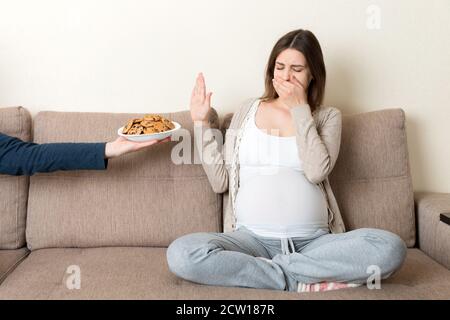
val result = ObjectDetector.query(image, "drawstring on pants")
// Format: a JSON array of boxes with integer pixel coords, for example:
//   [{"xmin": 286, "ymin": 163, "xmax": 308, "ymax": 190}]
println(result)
[{"xmin": 281, "ymin": 237, "xmax": 296, "ymax": 255}]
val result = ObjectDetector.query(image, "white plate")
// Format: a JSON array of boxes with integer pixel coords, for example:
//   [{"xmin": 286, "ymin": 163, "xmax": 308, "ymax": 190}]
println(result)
[{"xmin": 118, "ymin": 121, "xmax": 181, "ymax": 142}]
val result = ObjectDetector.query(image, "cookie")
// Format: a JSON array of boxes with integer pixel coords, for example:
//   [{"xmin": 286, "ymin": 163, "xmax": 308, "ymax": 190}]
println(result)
[
  {"xmin": 140, "ymin": 120, "xmax": 154, "ymax": 128},
  {"xmin": 122, "ymin": 114, "xmax": 174, "ymax": 135},
  {"xmin": 144, "ymin": 127, "xmax": 156, "ymax": 134},
  {"xmin": 122, "ymin": 119, "xmax": 135, "ymax": 134}
]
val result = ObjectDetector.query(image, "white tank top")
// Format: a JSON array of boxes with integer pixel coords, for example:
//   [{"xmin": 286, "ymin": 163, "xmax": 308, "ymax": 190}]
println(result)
[{"xmin": 235, "ymin": 105, "xmax": 329, "ymax": 238}]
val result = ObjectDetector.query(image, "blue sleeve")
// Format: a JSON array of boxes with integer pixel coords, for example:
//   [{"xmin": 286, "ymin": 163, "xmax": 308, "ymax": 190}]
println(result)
[{"xmin": 0, "ymin": 133, "xmax": 108, "ymax": 176}]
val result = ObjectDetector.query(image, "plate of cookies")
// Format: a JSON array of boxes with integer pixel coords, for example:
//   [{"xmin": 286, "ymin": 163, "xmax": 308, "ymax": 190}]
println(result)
[{"xmin": 118, "ymin": 114, "xmax": 181, "ymax": 142}]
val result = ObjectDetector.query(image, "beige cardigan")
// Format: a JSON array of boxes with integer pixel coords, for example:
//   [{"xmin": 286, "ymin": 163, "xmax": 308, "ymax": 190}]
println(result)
[{"xmin": 194, "ymin": 98, "xmax": 346, "ymax": 234}]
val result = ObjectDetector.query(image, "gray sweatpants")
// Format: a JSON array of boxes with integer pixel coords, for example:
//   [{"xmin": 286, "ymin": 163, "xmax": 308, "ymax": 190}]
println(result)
[{"xmin": 166, "ymin": 226, "xmax": 407, "ymax": 292}]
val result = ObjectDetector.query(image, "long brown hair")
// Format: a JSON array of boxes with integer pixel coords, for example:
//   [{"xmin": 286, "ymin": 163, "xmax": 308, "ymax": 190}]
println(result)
[{"xmin": 260, "ymin": 29, "xmax": 326, "ymax": 113}]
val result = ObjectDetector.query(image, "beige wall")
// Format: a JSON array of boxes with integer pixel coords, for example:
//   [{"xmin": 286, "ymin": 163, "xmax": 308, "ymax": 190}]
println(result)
[{"xmin": 0, "ymin": 0, "xmax": 449, "ymax": 193}]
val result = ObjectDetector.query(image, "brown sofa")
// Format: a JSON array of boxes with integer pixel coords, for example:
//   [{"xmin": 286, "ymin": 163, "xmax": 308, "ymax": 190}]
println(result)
[{"xmin": 0, "ymin": 105, "xmax": 449, "ymax": 299}]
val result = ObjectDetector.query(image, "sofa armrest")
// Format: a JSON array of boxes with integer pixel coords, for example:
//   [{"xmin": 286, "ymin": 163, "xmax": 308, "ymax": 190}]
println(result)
[{"xmin": 414, "ymin": 192, "xmax": 450, "ymax": 269}]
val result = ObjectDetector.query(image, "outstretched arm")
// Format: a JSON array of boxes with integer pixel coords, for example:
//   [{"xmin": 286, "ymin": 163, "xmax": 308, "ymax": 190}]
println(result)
[{"xmin": 0, "ymin": 133, "xmax": 169, "ymax": 176}]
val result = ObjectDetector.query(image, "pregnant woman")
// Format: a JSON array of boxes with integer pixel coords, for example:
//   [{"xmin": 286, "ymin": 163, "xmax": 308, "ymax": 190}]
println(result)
[{"xmin": 167, "ymin": 29, "xmax": 407, "ymax": 292}]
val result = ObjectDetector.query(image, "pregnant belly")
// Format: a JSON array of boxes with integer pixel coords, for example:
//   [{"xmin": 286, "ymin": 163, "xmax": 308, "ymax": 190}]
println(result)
[{"xmin": 235, "ymin": 167, "xmax": 329, "ymax": 228}]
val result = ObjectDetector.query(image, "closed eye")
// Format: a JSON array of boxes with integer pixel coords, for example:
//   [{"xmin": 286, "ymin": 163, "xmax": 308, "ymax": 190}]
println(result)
[{"xmin": 275, "ymin": 67, "xmax": 304, "ymax": 72}]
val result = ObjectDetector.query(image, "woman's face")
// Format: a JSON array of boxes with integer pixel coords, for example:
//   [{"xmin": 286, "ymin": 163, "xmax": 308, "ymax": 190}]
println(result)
[{"xmin": 273, "ymin": 48, "xmax": 312, "ymax": 91}]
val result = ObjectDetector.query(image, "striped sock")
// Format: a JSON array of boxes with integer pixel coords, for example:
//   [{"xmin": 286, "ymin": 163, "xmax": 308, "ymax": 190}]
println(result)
[{"xmin": 297, "ymin": 281, "xmax": 362, "ymax": 293}]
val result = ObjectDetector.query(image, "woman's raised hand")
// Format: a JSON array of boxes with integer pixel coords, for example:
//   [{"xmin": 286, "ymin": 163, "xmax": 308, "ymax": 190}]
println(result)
[{"xmin": 190, "ymin": 73, "xmax": 212, "ymax": 123}]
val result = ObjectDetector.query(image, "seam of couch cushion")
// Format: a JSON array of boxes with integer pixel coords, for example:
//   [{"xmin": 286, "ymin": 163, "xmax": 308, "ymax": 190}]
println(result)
[
  {"xmin": 333, "ymin": 174, "xmax": 410, "ymax": 183},
  {"xmin": 16, "ymin": 107, "xmax": 21, "ymax": 248},
  {"xmin": 15, "ymin": 108, "xmax": 21, "ymax": 249},
  {"xmin": 29, "ymin": 175, "xmax": 210, "ymax": 180},
  {"xmin": 15, "ymin": 177, "xmax": 19, "ymax": 249},
  {"xmin": 16, "ymin": 107, "xmax": 29, "ymax": 249},
  {"xmin": 0, "ymin": 249, "xmax": 30, "ymax": 285},
  {"xmin": 215, "ymin": 193, "xmax": 222, "ymax": 232}
]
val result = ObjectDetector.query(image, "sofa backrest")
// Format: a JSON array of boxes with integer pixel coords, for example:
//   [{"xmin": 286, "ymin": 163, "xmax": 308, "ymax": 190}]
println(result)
[
  {"xmin": 0, "ymin": 107, "xmax": 32, "ymax": 249},
  {"xmin": 328, "ymin": 108, "xmax": 415, "ymax": 246},
  {"xmin": 222, "ymin": 107, "xmax": 416, "ymax": 247},
  {"xmin": 26, "ymin": 110, "xmax": 222, "ymax": 250}
]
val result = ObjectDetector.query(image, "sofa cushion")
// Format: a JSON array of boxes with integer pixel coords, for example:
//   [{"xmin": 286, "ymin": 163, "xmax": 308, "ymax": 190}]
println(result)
[
  {"xmin": 0, "ymin": 248, "xmax": 30, "ymax": 284},
  {"xmin": 0, "ymin": 107, "xmax": 32, "ymax": 249},
  {"xmin": 26, "ymin": 110, "xmax": 222, "ymax": 250},
  {"xmin": 0, "ymin": 248, "xmax": 448, "ymax": 299},
  {"xmin": 328, "ymin": 108, "xmax": 415, "ymax": 247}
]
